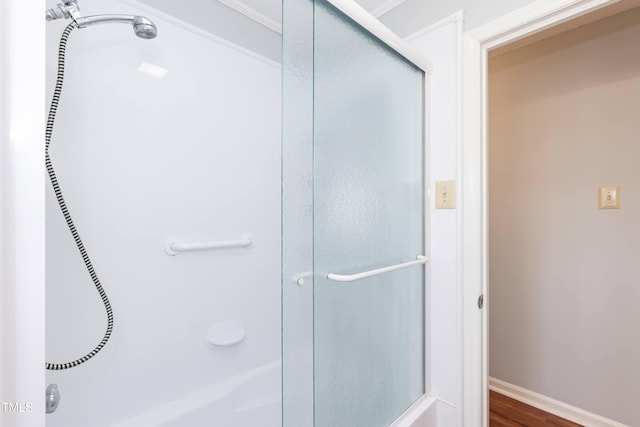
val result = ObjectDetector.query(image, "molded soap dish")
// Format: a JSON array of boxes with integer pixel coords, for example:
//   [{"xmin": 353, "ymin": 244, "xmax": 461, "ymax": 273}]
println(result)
[{"xmin": 207, "ymin": 320, "xmax": 245, "ymax": 347}]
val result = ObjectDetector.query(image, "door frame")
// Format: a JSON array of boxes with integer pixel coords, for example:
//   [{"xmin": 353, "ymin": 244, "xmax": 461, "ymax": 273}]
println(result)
[{"xmin": 460, "ymin": 0, "xmax": 620, "ymax": 425}]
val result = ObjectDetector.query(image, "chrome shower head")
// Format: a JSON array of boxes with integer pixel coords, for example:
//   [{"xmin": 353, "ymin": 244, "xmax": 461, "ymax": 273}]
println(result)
[
  {"xmin": 75, "ymin": 15, "xmax": 158, "ymax": 39},
  {"xmin": 132, "ymin": 16, "xmax": 157, "ymax": 39},
  {"xmin": 46, "ymin": 1, "xmax": 158, "ymax": 39}
]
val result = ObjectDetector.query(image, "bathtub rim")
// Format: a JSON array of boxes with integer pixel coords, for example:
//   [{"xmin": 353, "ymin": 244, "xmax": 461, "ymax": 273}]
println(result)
[
  {"xmin": 390, "ymin": 395, "xmax": 438, "ymax": 427},
  {"xmin": 110, "ymin": 359, "xmax": 281, "ymax": 427}
]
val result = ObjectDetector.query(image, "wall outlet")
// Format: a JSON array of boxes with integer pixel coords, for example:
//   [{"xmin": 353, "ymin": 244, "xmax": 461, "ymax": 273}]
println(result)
[
  {"xmin": 436, "ymin": 180, "xmax": 456, "ymax": 209},
  {"xmin": 598, "ymin": 186, "xmax": 620, "ymax": 209}
]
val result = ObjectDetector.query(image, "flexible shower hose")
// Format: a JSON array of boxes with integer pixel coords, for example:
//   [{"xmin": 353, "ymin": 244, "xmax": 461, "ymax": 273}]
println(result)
[{"xmin": 45, "ymin": 22, "xmax": 114, "ymax": 370}]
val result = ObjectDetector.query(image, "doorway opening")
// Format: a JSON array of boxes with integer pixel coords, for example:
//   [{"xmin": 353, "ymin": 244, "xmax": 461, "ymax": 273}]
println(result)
[{"xmin": 487, "ymin": 3, "xmax": 640, "ymax": 426}]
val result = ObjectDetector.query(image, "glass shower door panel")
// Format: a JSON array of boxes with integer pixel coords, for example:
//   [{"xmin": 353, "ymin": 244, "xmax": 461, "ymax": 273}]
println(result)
[
  {"xmin": 282, "ymin": 0, "xmax": 314, "ymax": 425},
  {"xmin": 313, "ymin": 2, "xmax": 425, "ymax": 426}
]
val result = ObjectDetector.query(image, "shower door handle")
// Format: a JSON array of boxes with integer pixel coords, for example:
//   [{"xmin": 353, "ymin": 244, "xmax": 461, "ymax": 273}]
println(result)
[{"xmin": 326, "ymin": 255, "xmax": 428, "ymax": 282}]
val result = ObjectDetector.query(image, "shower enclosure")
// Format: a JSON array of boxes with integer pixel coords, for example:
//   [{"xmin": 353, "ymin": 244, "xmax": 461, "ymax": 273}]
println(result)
[
  {"xmin": 283, "ymin": 0, "xmax": 430, "ymax": 426},
  {"xmin": 43, "ymin": 0, "xmax": 433, "ymax": 425}
]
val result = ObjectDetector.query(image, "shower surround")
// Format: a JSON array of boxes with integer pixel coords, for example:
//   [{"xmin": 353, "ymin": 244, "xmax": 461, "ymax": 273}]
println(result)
[{"xmin": 45, "ymin": 0, "xmax": 281, "ymax": 425}]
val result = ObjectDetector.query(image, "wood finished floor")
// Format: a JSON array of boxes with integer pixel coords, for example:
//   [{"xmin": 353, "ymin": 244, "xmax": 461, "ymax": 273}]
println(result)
[{"xmin": 490, "ymin": 391, "xmax": 584, "ymax": 427}]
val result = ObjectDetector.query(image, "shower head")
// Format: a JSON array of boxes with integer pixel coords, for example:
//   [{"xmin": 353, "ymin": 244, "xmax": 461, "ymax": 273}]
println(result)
[
  {"xmin": 75, "ymin": 15, "xmax": 158, "ymax": 39},
  {"xmin": 132, "ymin": 16, "xmax": 158, "ymax": 39},
  {"xmin": 46, "ymin": 2, "xmax": 158, "ymax": 39}
]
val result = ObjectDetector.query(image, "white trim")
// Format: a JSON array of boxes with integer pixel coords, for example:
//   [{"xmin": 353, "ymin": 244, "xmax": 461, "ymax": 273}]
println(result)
[
  {"xmin": 455, "ymin": 14, "xmax": 466, "ymax": 427},
  {"xmin": 423, "ymin": 63, "xmax": 432, "ymax": 411},
  {"xmin": 461, "ymin": 1, "xmax": 620, "ymax": 427},
  {"xmin": 462, "ymin": 31, "xmax": 484, "ymax": 427},
  {"xmin": 389, "ymin": 396, "xmax": 438, "ymax": 427},
  {"xmin": 327, "ymin": 0, "xmax": 433, "ymax": 73},
  {"xmin": 422, "ymin": 61, "xmax": 433, "ymax": 412},
  {"xmin": 489, "ymin": 378, "xmax": 630, "ymax": 427},
  {"xmin": 405, "ymin": 10, "xmax": 464, "ymax": 43},
  {"xmin": 467, "ymin": 0, "xmax": 621, "ymax": 49},
  {"xmin": 371, "ymin": 0, "xmax": 407, "ymax": 17},
  {"xmin": 217, "ymin": 0, "xmax": 282, "ymax": 34},
  {"xmin": 119, "ymin": 0, "xmax": 281, "ymax": 69}
]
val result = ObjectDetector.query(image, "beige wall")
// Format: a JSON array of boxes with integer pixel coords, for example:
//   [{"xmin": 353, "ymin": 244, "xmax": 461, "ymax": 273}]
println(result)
[{"xmin": 489, "ymin": 8, "xmax": 640, "ymax": 425}]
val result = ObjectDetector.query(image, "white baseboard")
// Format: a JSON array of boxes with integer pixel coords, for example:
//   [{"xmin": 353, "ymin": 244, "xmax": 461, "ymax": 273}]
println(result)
[{"xmin": 489, "ymin": 377, "xmax": 629, "ymax": 427}]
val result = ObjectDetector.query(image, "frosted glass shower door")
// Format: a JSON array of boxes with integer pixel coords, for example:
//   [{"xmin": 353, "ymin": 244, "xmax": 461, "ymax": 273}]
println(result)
[{"xmin": 283, "ymin": 1, "xmax": 426, "ymax": 426}]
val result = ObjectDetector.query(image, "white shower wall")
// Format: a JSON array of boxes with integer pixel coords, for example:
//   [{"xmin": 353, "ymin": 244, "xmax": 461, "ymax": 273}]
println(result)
[{"xmin": 45, "ymin": 1, "xmax": 281, "ymax": 426}]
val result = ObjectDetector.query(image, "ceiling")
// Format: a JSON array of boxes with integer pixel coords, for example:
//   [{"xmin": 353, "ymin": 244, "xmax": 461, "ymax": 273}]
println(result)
[
  {"xmin": 133, "ymin": 0, "xmax": 407, "ymax": 62},
  {"xmin": 217, "ymin": 0, "xmax": 405, "ymax": 31}
]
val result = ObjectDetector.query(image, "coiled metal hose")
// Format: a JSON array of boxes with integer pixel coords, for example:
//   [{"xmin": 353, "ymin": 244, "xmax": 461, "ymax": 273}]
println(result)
[{"xmin": 45, "ymin": 22, "xmax": 114, "ymax": 370}]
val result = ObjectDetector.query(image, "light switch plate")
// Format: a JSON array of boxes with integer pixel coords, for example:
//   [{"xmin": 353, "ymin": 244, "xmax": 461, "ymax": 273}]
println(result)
[
  {"xmin": 436, "ymin": 180, "xmax": 456, "ymax": 209},
  {"xmin": 598, "ymin": 186, "xmax": 620, "ymax": 209}
]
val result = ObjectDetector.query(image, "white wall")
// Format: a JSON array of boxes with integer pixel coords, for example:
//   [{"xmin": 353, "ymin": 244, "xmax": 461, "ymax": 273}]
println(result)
[
  {"xmin": 128, "ymin": 0, "xmax": 282, "ymax": 62},
  {"xmin": 1, "ymin": 1, "xmax": 46, "ymax": 426},
  {"xmin": 44, "ymin": 1, "xmax": 280, "ymax": 426},
  {"xmin": 407, "ymin": 14, "xmax": 463, "ymax": 427},
  {"xmin": 489, "ymin": 8, "xmax": 640, "ymax": 425},
  {"xmin": 381, "ymin": 0, "xmax": 537, "ymax": 36}
]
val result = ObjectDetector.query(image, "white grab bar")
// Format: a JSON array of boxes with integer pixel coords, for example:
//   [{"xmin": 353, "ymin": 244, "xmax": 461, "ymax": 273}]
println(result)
[
  {"xmin": 326, "ymin": 255, "xmax": 428, "ymax": 282},
  {"xmin": 165, "ymin": 234, "xmax": 254, "ymax": 256}
]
